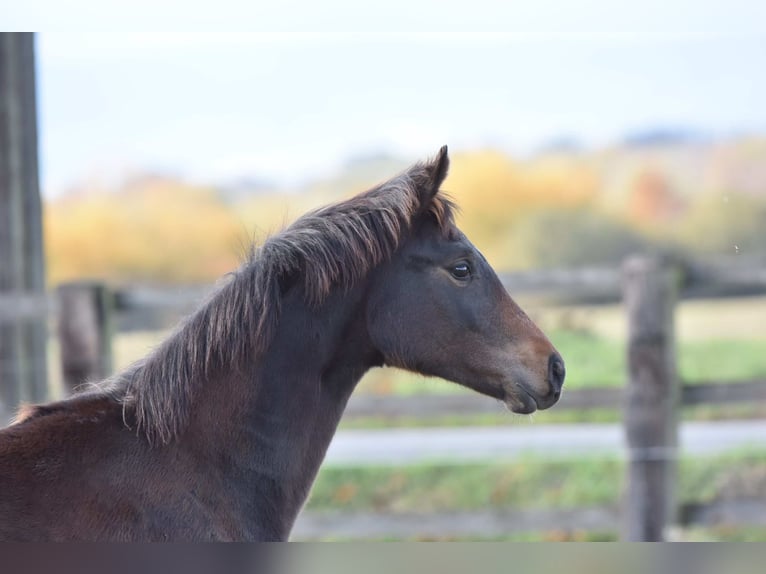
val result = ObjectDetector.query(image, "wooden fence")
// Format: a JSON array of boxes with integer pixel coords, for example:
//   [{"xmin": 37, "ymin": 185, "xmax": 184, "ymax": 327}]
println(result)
[
  {"xmin": 0, "ymin": 255, "xmax": 759, "ymax": 538},
  {"xmin": 292, "ymin": 498, "xmax": 766, "ymax": 541},
  {"xmin": 0, "ymin": 33, "xmax": 47, "ymax": 422},
  {"xmin": 340, "ymin": 379, "xmax": 766, "ymax": 419},
  {"xmin": 44, "ymin": 255, "xmax": 766, "ymax": 540}
]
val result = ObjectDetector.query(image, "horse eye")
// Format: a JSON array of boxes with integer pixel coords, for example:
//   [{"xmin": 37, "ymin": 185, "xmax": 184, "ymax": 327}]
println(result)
[{"xmin": 450, "ymin": 262, "xmax": 471, "ymax": 280}]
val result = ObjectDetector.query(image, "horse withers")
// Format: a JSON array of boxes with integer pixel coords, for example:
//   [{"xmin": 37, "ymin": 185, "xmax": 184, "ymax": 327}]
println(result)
[{"xmin": 0, "ymin": 146, "xmax": 565, "ymax": 541}]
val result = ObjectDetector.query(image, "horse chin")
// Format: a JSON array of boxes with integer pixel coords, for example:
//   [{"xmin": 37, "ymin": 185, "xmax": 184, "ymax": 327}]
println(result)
[{"xmin": 502, "ymin": 387, "xmax": 539, "ymax": 415}]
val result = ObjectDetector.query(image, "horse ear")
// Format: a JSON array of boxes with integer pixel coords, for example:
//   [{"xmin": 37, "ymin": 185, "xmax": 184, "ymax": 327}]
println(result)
[{"xmin": 424, "ymin": 145, "xmax": 449, "ymax": 199}]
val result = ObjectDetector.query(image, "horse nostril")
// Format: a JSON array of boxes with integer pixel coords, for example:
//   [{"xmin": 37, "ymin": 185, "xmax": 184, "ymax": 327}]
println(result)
[{"xmin": 548, "ymin": 353, "xmax": 566, "ymax": 394}]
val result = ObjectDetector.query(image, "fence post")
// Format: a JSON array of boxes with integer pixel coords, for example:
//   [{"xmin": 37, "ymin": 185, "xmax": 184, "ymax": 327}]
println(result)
[
  {"xmin": 0, "ymin": 33, "xmax": 48, "ymax": 421},
  {"xmin": 621, "ymin": 255, "xmax": 681, "ymax": 541},
  {"xmin": 57, "ymin": 282, "xmax": 114, "ymax": 393}
]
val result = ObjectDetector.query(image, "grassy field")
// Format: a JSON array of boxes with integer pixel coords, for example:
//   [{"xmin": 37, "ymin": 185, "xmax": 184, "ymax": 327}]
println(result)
[
  {"xmin": 304, "ymin": 449, "xmax": 766, "ymax": 541},
  {"xmin": 309, "ymin": 450, "xmax": 766, "ymax": 513}
]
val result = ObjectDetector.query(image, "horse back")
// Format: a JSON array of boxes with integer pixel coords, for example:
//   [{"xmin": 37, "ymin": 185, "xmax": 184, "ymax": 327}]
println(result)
[{"xmin": 0, "ymin": 395, "xmax": 243, "ymax": 541}]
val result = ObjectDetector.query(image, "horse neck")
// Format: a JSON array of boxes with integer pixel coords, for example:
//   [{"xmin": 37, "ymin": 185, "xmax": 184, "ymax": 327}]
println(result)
[{"xmin": 185, "ymin": 281, "xmax": 380, "ymax": 539}]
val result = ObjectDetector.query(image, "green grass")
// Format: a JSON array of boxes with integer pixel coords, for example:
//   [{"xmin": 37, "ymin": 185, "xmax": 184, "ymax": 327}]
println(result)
[
  {"xmin": 304, "ymin": 450, "xmax": 766, "ymax": 540},
  {"xmin": 308, "ymin": 457, "xmax": 622, "ymax": 513},
  {"xmin": 547, "ymin": 330, "xmax": 625, "ymax": 388},
  {"xmin": 678, "ymin": 339, "xmax": 766, "ymax": 383},
  {"xmin": 307, "ymin": 450, "xmax": 766, "ymax": 514}
]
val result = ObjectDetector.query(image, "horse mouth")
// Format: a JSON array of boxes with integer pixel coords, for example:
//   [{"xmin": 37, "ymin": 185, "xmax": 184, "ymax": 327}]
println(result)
[
  {"xmin": 502, "ymin": 386, "xmax": 539, "ymax": 415},
  {"xmin": 467, "ymin": 376, "xmax": 546, "ymax": 415}
]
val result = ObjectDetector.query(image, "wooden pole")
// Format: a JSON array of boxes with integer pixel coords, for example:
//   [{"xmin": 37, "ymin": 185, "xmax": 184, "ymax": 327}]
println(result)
[
  {"xmin": 57, "ymin": 282, "xmax": 114, "ymax": 393},
  {"xmin": 621, "ymin": 255, "xmax": 680, "ymax": 541},
  {"xmin": 0, "ymin": 32, "xmax": 47, "ymax": 420}
]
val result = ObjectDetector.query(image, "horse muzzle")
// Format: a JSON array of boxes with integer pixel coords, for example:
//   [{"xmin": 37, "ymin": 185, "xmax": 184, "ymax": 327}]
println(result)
[{"xmin": 503, "ymin": 352, "xmax": 565, "ymax": 414}]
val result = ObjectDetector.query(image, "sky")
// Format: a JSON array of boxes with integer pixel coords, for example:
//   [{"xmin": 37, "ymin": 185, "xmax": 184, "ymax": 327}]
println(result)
[{"xmin": 4, "ymin": 1, "xmax": 765, "ymax": 195}]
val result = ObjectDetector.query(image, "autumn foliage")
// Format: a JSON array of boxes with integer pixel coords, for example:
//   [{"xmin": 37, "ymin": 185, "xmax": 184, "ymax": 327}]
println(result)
[
  {"xmin": 44, "ymin": 140, "xmax": 766, "ymax": 286},
  {"xmin": 46, "ymin": 181, "xmax": 241, "ymax": 284}
]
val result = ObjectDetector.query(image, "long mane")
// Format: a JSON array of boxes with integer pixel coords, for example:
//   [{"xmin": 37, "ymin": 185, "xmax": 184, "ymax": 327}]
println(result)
[{"xmin": 110, "ymin": 147, "xmax": 456, "ymax": 444}]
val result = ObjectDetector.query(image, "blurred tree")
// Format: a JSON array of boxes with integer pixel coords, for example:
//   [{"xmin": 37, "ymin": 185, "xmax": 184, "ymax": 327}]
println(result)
[
  {"xmin": 445, "ymin": 150, "xmax": 599, "ymax": 265},
  {"xmin": 45, "ymin": 146, "xmax": 766, "ymax": 285},
  {"xmin": 677, "ymin": 192, "xmax": 766, "ymax": 257},
  {"xmin": 626, "ymin": 169, "xmax": 686, "ymax": 227},
  {"xmin": 46, "ymin": 183, "xmax": 242, "ymax": 285},
  {"xmin": 507, "ymin": 208, "xmax": 649, "ymax": 268}
]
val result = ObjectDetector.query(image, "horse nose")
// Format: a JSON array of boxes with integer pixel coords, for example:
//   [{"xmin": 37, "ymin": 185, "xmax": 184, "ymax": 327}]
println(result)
[{"xmin": 548, "ymin": 353, "xmax": 566, "ymax": 399}]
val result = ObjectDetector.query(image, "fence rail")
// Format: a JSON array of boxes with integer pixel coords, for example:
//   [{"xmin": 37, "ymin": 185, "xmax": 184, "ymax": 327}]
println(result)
[
  {"xmin": 0, "ymin": 32, "xmax": 48, "ymax": 410},
  {"xmin": 496, "ymin": 256, "xmax": 766, "ymax": 301},
  {"xmin": 0, "ymin": 292, "xmax": 48, "ymax": 323},
  {"xmin": 293, "ymin": 498, "xmax": 766, "ymax": 540},
  {"xmin": 343, "ymin": 379, "xmax": 766, "ymax": 419}
]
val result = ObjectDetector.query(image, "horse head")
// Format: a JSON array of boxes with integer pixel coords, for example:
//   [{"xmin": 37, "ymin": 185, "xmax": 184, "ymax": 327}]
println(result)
[{"xmin": 366, "ymin": 146, "xmax": 565, "ymax": 413}]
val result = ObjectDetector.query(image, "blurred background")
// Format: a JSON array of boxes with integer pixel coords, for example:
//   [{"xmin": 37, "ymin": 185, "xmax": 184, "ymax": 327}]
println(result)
[{"xmin": 2, "ymin": 2, "xmax": 766, "ymax": 540}]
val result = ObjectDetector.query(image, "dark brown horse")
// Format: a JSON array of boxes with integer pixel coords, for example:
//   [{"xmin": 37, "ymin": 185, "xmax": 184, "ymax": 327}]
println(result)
[{"xmin": 0, "ymin": 147, "xmax": 565, "ymax": 541}]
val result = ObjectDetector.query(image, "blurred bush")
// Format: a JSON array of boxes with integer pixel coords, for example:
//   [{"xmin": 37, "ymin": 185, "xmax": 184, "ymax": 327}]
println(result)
[
  {"xmin": 505, "ymin": 207, "xmax": 650, "ymax": 268},
  {"xmin": 444, "ymin": 150, "xmax": 599, "ymax": 264},
  {"xmin": 676, "ymin": 192, "xmax": 766, "ymax": 257},
  {"xmin": 45, "ymin": 181, "xmax": 242, "ymax": 284},
  {"xmin": 44, "ymin": 139, "xmax": 766, "ymax": 285}
]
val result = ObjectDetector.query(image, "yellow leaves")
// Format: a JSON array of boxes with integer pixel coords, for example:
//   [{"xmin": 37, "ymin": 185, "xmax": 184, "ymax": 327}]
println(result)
[
  {"xmin": 676, "ymin": 191, "xmax": 766, "ymax": 255},
  {"xmin": 445, "ymin": 150, "xmax": 600, "ymax": 266},
  {"xmin": 45, "ymin": 183, "xmax": 242, "ymax": 285},
  {"xmin": 446, "ymin": 150, "xmax": 598, "ymax": 216},
  {"xmin": 48, "ymin": 147, "xmax": 733, "ymax": 284},
  {"xmin": 522, "ymin": 156, "xmax": 599, "ymax": 209},
  {"xmin": 43, "ymin": 149, "xmax": 607, "ymax": 285},
  {"xmin": 44, "ymin": 179, "xmax": 364, "ymax": 287}
]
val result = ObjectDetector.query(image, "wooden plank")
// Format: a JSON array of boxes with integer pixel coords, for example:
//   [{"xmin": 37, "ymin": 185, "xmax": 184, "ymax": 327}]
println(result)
[
  {"xmin": 80, "ymin": 257, "xmax": 766, "ymax": 329},
  {"xmin": 292, "ymin": 506, "xmax": 621, "ymax": 540},
  {"xmin": 500, "ymin": 257, "xmax": 766, "ymax": 301},
  {"xmin": 0, "ymin": 292, "xmax": 49, "ymax": 322},
  {"xmin": 681, "ymin": 498, "xmax": 766, "ymax": 528},
  {"xmin": 0, "ymin": 32, "xmax": 48, "ymax": 419},
  {"xmin": 345, "ymin": 393, "xmax": 503, "ymax": 418},
  {"xmin": 343, "ymin": 388, "xmax": 624, "ymax": 419},
  {"xmin": 16, "ymin": 33, "xmax": 47, "ymax": 404},
  {"xmin": 113, "ymin": 285, "xmax": 211, "ymax": 311},
  {"xmin": 621, "ymin": 256, "xmax": 680, "ymax": 541},
  {"xmin": 292, "ymin": 499, "xmax": 766, "ymax": 540},
  {"xmin": 683, "ymin": 257, "xmax": 766, "ymax": 297},
  {"xmin": 96, "ymin": 256, "xmax": 766, "ymax": 320},
  {"xmin": 0, "ymin": 33, "xmax": 26, "ymax": 419},
  {"xmin": 342, "ymin": 381, "xmax": 766, "ymax": 419},
  {"xmin": 499, "ymin": 267, "xmax": 621, "ymax": 300},
  {"xmin": 682, "ymin": 380, "xmax": 766, "ymax": 406},
  {"xmin": 57, "ymin": 282, "xmax": 114, "ymax": 392}
]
